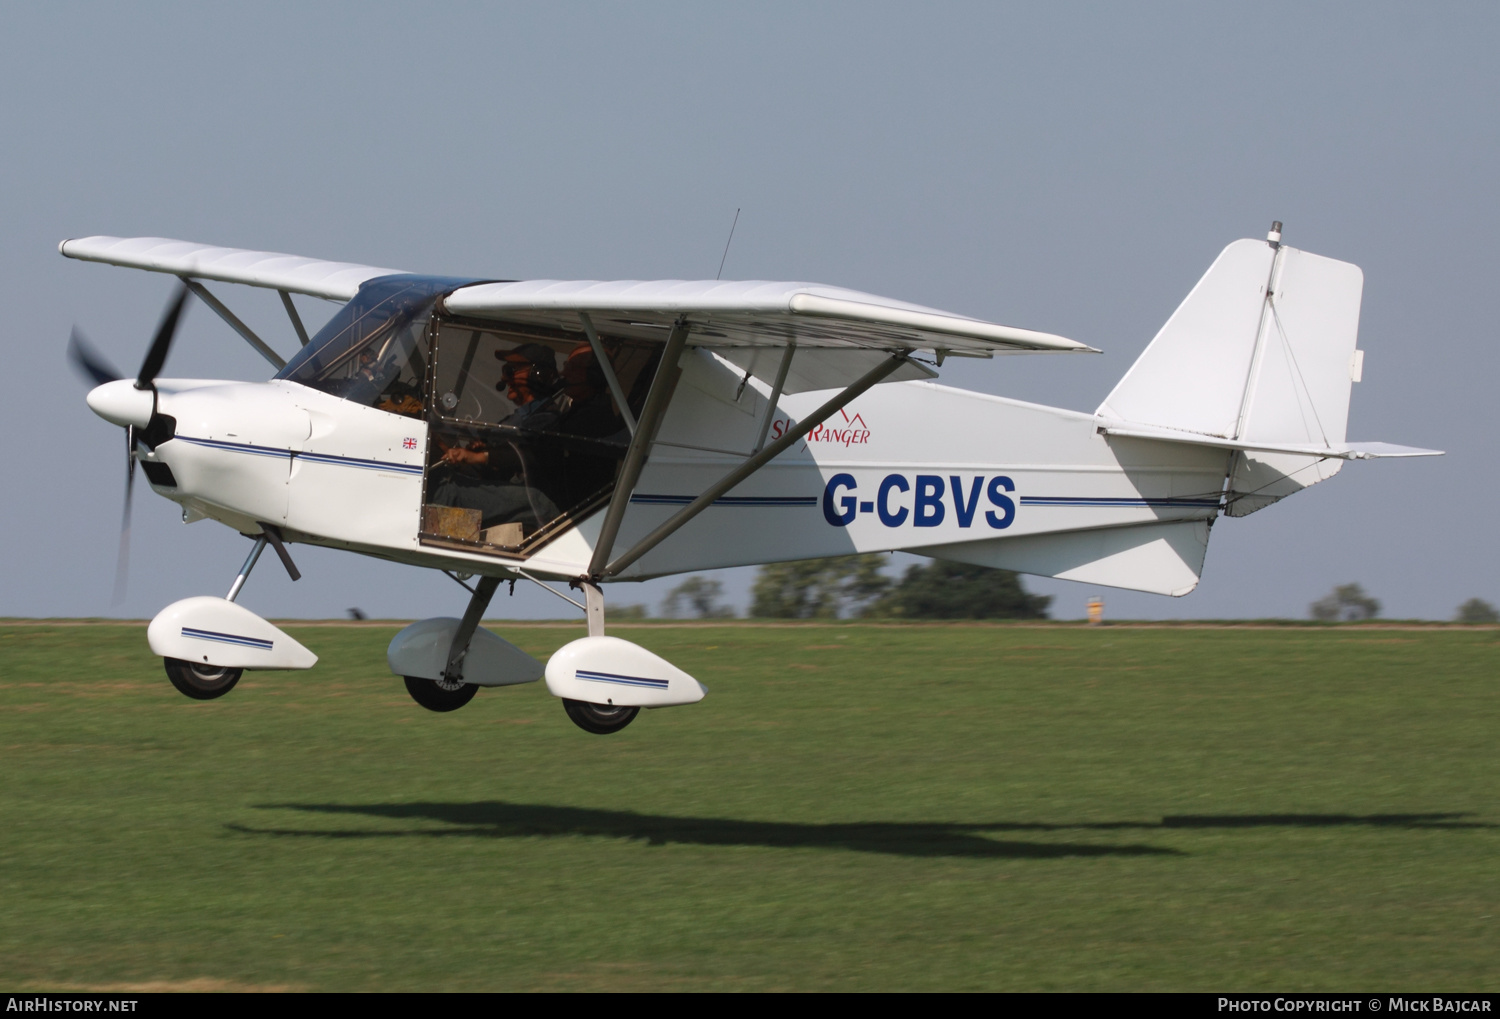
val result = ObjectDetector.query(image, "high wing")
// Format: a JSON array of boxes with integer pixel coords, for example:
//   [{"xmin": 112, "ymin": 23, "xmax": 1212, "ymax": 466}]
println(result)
[
  {"xmin": 60, "ymin": 235, "xmax": 1094, "ymax": 393},
  {"xmin": 59, "ymin": 236, "xmax": 404, "ymax": 302},
  {"xmin": 444, "ymin": 279, "xmax": 1094, "ymax": 394}
]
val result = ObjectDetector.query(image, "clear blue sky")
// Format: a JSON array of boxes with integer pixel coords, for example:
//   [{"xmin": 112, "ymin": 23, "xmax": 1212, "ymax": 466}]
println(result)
[{"xmin": 2, "ymin": 2, "xmax": 1492, "ymax": 620}]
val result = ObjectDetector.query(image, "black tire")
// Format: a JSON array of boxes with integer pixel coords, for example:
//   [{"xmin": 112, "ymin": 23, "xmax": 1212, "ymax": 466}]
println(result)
[
  {"xmin": 404, "ymin": 676, "xmax": 479, "ymax": 712},
  {"xmin": 163, "ymin": 657, "xmax": 243, "ymax": 700},
  {"xmin": 563, "ymin": 698, "xmax": 640, "ymax": 735}
]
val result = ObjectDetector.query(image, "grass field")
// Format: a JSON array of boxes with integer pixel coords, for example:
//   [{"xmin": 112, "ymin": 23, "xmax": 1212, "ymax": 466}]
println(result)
[{"xmin": 1, "ymin": 622, "xmax": 1496, "ymax": 991}]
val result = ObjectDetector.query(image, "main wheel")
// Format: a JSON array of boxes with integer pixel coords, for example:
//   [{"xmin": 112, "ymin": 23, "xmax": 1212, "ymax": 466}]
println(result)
[
  {"xmin": 163, "ymin": 657, "xmax": 243, "ymax": 700},
  {"xmin": 563, "ymin": 698, "xmax": 639, "ymax": 735},
  {"xmin": 404, "ymin": 675, "xmax": 479, "ymax": 712}
]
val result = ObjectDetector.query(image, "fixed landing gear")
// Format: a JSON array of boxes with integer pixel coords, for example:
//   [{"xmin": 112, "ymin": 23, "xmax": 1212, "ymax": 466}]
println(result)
[
  {"xmin": 563, "ymin": 698, "xmax": 639, "ymax": 735},
  {"xmin": 403, "ymin": 675, "xmax": 479, "ymax": 712},
  {"xmin": 558, "ymin": 582, "xmax": 637, "ymax": 733},
  {"xmin": 399, "ymin": 575, "xmax": 501, "ymax": 713},
  {"xmin": 159, "ymin": 526, "xmax": 307, "ymax": 701},
  {"xmin": 164, "ymin": 657, "xmax": 242, "ymax": 700}
]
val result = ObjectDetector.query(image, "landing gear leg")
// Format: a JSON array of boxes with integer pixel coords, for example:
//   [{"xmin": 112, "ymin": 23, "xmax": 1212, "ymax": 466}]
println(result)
[
  {"xmin": 584, "ymin": 581, "xmax": 604, "ymax": 637},
  {"xmin": 160, "ymin": 536, "xmax": 272, "ymax": 701},
  {"xmin": 560, "ymin": 581, "xmax": 639, "ymax": 734}
]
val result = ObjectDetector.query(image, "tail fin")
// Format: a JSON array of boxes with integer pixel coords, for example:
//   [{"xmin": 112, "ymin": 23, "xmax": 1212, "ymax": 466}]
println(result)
[{"xmin": 1096, "ymin": 235, "xmax": 1370, "ymax": 516}]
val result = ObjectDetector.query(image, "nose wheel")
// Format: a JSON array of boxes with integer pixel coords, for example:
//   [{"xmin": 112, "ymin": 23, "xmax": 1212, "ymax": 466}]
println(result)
[
  {"xmin": 164, "ymin": 657, "xmax": 243, "ymax": 700},
  {"xmin": 563, "ymin": 699, "xmax": 639, "ymax": 734}
]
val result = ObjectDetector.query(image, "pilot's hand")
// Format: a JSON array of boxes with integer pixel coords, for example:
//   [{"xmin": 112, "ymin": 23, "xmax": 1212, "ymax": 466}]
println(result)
[{"xmin": 441, "ymin": 447, "xmax": 488, "ymax": 466}]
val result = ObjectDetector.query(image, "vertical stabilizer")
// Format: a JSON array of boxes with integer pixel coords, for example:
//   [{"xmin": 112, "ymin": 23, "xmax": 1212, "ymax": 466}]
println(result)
[
  {"xmin": 1096, "ymin": 233, "xmax": 1365, "ymax": 516},
  {"xmin": 1097, "ymin": 238, "xmax": 1275, "ymax": 438}
]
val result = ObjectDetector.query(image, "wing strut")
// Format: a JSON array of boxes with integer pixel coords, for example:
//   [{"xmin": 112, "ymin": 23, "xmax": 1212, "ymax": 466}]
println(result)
[
  {"xmin": 586, "ymin": 318, "xmax": 693, "ymax": 579},
  {"xmin": 180, "ymin": 278, "xmax": 286, "ymax": 369},
  {"xmin": 596, "ymin": 351, "xmax": 912, "ymax": 580},
  {"xmin": 279, "ymin": 290, "xmax": 311, "ymax": 346},
  {"xmin": 751, "ymin": 341, "xmax": 796, "ymax": 454}
]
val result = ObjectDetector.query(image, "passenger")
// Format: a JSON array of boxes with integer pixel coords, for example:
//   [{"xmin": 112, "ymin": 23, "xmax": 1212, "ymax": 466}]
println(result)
[
  {"xmin": 555, "ymin": 343, "xmax": 629, "ymax": 439},
  {"xmin": 531, "ymin": 343, "xmax": 632, "ymax": 510}
]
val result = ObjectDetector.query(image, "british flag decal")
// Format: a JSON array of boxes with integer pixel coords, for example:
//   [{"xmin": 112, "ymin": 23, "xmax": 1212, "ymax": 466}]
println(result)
[{"xmin": 402, "ymin": 437, "xmax": 417, "ymax": 450}]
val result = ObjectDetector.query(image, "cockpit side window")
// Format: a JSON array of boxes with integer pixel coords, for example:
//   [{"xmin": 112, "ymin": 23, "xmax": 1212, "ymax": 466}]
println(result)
[{"xmin": 420, "ymin": 318, "xmax": 659, "ymax": 553}]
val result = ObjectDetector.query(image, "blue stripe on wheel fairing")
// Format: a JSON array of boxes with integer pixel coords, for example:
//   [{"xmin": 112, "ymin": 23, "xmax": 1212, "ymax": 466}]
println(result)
[
  {"xmin": 575, "ymin": 669, "xmax": 670, "ymax": 690},
  {"xmin": 181, "ymin": 627, "xmax": 274, "ymax": 651}
]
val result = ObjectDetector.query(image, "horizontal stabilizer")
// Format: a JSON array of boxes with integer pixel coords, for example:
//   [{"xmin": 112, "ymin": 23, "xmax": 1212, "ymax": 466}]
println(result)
[
  {"xmin": 1099, "ymin": 423, "xmax": 1443, "ymax": 460},
  {"xmin": 1342, "ymin": 441, "xmax": 1445, "ymax": 459}
]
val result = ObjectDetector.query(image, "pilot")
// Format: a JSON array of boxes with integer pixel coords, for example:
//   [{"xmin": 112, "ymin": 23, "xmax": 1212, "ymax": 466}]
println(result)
[
  {"xmin": 497, "ymin": 343, "xmax": 564, "ymax": 426},
  {"xmin": 429, "ymin": 343, "xmax": 566, "ymax": 535},
  {"xmin": 436, "ymin": 343, "xmax": 564, "ymax": 468}
]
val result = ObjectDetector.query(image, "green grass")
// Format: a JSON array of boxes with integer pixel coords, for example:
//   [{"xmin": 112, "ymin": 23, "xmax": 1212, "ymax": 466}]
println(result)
[{"xmin": 1, "ymin": 622, "xmax": 1496, "ymax": 991}]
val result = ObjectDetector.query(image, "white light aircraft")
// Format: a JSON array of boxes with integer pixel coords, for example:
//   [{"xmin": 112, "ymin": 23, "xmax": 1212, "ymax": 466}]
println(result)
[{"xmin": 64, "ymin": 223, "xmax": 1439, "ymax": 733}]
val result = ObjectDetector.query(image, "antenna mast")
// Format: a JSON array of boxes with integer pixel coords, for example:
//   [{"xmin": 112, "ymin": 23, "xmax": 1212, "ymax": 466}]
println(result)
[{"xmin": 716, "ymin": 208, "xmax": 741, "ymax": 280}]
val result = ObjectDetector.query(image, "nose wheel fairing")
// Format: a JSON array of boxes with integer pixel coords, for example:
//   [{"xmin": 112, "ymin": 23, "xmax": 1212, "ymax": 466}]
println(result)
[{"xmin": 147, "ymin": 597, "xmax": 317, "ymax": 671}]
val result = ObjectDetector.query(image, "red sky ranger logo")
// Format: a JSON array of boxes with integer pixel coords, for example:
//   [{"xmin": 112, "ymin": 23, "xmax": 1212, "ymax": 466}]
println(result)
[{"xmin": 770, "ymin": 408, "xmax": 872, "ymax": 448}]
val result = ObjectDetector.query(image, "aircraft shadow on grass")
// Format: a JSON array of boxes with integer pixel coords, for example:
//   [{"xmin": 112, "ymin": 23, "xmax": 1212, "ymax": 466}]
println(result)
[{"xmin": 227, "ymin": 805, "xmax": 1487, "ymax": 861}]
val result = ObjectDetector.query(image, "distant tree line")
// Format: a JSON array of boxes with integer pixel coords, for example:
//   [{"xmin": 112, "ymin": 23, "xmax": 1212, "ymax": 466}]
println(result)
[
  {"xmin": 1455, "ymin": 598, "xmax": 1498, "ymax": 623},
  {"xmin": 1307, "ymin": 584, "xmax": 1500, "ymax": 623},
  {"xmin": 650, "ymin": 555, "xmax": 1051, "ymax": 620},
  {"xmin": 1309, "ymin": 583, "xmax": 1381, "ymax": 622},
  {"xmin": 751, "ymin": 554, "xmax": 1050, "ymax": 620},
  {"xmin": 660, "ymin": 577, "xmax": 735, "ymax": 619},
  {"xmin": 653, "ymin": 570, "xmax": 1499, "ymax": 624}
]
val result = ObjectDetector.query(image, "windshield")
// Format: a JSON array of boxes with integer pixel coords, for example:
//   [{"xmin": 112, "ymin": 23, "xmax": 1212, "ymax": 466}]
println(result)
[{"xmin": 276, "ymin": 275, "xmax": 483, "ymax": 413}]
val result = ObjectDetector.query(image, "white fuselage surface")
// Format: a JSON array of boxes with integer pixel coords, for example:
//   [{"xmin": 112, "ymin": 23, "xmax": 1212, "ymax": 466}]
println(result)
[{"xmin": 135, "ymin": 352, "xmax": 1227, "ymax": 599}]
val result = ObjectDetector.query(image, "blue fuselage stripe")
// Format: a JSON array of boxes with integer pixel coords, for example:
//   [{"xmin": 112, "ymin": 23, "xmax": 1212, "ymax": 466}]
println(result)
[
  {"xmin": 175, "ymin": 437, "xmax": 423, "ymax": 475},
  {"xmin": 631, "ymin": 495, "xmax": 817, "ymax": 507},
  {"xmin": 634, "ymin": 493, "xmax": 1213, "ymax": 509},
  {"xmin": 1018, "ymin": 496, "xmax": 1219, "ymax": 508}
]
